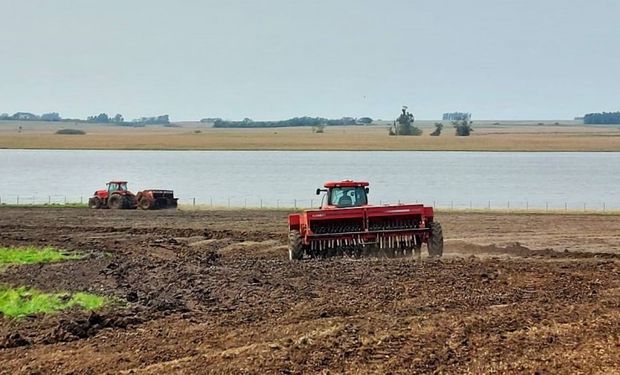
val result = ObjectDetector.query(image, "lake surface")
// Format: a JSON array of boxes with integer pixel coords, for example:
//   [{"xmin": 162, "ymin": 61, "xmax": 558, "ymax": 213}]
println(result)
[{"xmin": 1, "ymin": 150, "xmax": 619, "ymax": 210}]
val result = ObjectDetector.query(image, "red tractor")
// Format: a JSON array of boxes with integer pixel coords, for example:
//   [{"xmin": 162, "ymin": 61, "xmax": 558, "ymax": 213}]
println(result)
[
  {"xmin": 288, "ymin": 180, "xmax": 443, "ymax": 260},
  {"xmin": 88, "ymin": 182, "xmax": 179, "ymax": 210},
  {"xmin": 88, "ymin": 181, "xmax": 137, "ymax": 209}
]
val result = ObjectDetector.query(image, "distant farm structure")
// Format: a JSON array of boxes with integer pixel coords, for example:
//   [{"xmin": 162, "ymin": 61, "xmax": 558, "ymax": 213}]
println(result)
[{"xmin": 442, "ymin": 112, "xmax": 472, "ymax": 122}]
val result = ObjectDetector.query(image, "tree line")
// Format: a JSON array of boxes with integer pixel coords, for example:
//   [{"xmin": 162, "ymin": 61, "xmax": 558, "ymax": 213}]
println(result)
[
  {"xmin": 0, "ymin": 111, "xmax": 170, "ymax": 126},
  {"xmin": 213, "ymin": 116, "xmax": 373, "ymax": 128},
  {"xmin": 583, "ymin": 112, "xmax": 620, "ymax": 124}
]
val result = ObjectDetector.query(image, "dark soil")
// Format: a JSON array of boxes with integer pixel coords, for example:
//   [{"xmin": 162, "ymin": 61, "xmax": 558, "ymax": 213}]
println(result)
[{"xmin": 0, "ymin": 208, "xmax": 618, "ymax": 374}]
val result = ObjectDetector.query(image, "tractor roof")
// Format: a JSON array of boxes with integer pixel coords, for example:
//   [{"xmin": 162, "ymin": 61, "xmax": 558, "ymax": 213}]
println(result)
[
  {"xmin": 107, "ymin": 181, "xmax": 128, "ymax": 184},
  {"xmin": 324, "ymin": 180, "xmax": 369, "ymax": 188}
]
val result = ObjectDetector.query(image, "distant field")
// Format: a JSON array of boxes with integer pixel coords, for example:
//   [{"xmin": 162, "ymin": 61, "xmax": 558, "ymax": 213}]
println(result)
[{"xmin": 1, "ymin": 120, "xmax": 619, "ymax": 151}]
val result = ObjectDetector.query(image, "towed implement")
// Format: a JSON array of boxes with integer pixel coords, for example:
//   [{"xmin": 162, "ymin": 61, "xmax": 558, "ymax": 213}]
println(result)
[
  {"xmin": 288, "ymin": 180, "xmax": 443, "ymax": 260},
  {"xmin": 136, "ymin": 190, "xmax": 178, "ymax": 210}
]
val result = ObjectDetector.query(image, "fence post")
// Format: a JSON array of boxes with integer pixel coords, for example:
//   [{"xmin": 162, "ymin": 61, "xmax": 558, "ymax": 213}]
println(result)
[
  {"xmin": 193, "ymin": 198, "xmax": 196, "ymax": 207},
  {"xmin": 583, "ymin": 203, "xmax": 586, "ymax": 212}
]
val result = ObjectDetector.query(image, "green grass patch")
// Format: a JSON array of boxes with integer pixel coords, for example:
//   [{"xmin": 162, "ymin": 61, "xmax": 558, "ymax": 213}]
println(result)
[
  {"xmin": 0, "ymin": 246, "xmax": 83, "ymax": 265},
  {"xmin": 0, "ymin": 286, "xmax": 106, "ymax": 318}
]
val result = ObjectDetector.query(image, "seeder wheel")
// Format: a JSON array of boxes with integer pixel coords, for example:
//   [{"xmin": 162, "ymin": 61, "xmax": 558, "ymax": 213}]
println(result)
[
  {"xmin": 288, "ymin": 230, "xmax": 304, "ymax": 260},
  {"xmin": 427, "ymin": 222, "xmax": 444, "ymax": 257}
]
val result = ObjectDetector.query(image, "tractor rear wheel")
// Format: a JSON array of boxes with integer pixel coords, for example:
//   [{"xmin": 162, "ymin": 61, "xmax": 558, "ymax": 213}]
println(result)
[
  {"xmin": 88, "ymin": 197, "xmax": 101, "ymax": 209},
  {"xmin": 288, "ymin": 230, "xmax": 304, "ymax": 261},
  {"xmin": 108, "ymin": 194, "xmax": 123, "ymax": 209},
  {"xmin": 427, "ymin": 222, "xmax": 444, "ymax": 257}
]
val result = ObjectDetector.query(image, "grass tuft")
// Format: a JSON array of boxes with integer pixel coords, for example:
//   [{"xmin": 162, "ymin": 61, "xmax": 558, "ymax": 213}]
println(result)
[
  {"xmin": 0, "ymin": 246, "xmax": 83, "ymax": 265},
  {"xmin": 0, "ymin": 286, "xmax": 106, "ymax": 318}
]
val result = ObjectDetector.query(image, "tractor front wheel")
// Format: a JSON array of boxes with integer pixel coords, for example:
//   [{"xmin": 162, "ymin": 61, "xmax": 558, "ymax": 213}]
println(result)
[
  {"xmin": 288, "ymin": 230, "xmax": 304, "ymax": 261},
  {"xmin": 427, "ymin": 222, "xmax": 444, "ymax": 258},
  {"xmin": 88, "ymin": 197, "xmax": 101, "ymax": 209}
]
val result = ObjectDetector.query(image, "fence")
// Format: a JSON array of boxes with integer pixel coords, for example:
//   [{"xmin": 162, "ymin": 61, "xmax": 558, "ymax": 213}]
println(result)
[{"xmin": 0, "ymin": 194, "xmax": 618, "ymax": 213}]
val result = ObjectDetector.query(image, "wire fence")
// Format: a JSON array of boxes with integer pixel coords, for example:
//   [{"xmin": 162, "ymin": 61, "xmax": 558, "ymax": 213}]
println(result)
[{"xmin": 0, "ymin": 194, "xmax": 618, "ymax": 213}]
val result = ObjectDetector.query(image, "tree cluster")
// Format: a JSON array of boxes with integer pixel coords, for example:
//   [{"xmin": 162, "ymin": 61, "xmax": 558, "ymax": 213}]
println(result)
[
  {"xmin": 0, "ymin": 112, "xmax": 61, "ymax": 121},
  {"xmin": 453, "ymin": 120, "xmax": 474, "ymax": 136},
  {"xmin": 389, "ymin": 107, "xmax": 422, "ymax": 136},
  {"xmin": 583, "ymin": 112, "xmax": 620, "ymax": 124},
  {"xmin": 430, "ymin": 123, "xmax": 443, "ymax": 136}
]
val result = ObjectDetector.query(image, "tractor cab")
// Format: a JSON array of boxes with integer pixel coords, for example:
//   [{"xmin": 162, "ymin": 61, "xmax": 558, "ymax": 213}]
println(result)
[
  {"xmin": 107, "ymin": 181, "xmax": 128, "ymax": 193},
  {"xmin": 316, "ymin": 180, "xmax": 369, "ymax": 208}
]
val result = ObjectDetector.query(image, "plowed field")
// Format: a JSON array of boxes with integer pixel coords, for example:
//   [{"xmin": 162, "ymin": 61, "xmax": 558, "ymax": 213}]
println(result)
[{"xmin": 0, "ymin": 208, "xmax": 618, "ymax": 374}]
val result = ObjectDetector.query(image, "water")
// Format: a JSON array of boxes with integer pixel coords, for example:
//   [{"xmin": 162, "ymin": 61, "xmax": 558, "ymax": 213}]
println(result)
[{"xmin": 1, "ymin": 150, "xmax": 619, "ymax": 210}]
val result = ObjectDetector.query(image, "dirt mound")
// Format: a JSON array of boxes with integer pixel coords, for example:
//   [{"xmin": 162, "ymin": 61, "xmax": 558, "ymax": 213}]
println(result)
[{"xmin": 448, "ymin": 241, "xmax": 619, "ymax": 259}]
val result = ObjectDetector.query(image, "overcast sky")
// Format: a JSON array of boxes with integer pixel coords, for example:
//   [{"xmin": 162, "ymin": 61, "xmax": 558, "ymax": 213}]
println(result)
[{"xmin": 1, "ymin": 0, "xmax": 618, "ymax": 121}]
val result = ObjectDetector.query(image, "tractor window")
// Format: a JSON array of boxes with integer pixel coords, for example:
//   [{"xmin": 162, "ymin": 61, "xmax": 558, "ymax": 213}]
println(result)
[
  {"xmin": 108, "ymin": 183, "xmax": 127, "ymax": 192},
  {"xmin": 329, "ymin": 187, "xmax": 367, "ymax": 207}
]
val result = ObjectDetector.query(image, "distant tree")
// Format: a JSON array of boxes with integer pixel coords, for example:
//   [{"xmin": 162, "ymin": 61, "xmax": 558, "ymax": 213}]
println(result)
[
  {"xmin": 584, "ymin": 112, "xmax": 620, "ymax": 124},
  {"xmin": 453, "ymin": 120, "xmax": 473, "ymax": 136},
  {"xmin": 112, "ymin": 114, "xmax": 124, "ymax": 123},
  {"xmin": 390, "ymin": 106, "xmax": 422, "ymax": 136},
  {"xmin": 40, "ymin": 112, "xmax": 61, "ymax": 121},
  {"xmin": 357, "ymin": 117, "xmax": 373, "ymax": 124},
  {"xmin": 430, "ymin": 123, "xmax": 443, "ymax": 136},
  {"xmin": 132, "ymin": 115, "xmax": 170, "ymax": 125},
  {"xmin": 11, "ymin": 112, "xmax": 38, "ymax": 121},
  {"xmin": 87, "ymin": 113, "xmax": 110, "ymax": 123},
  {"xmin": 0, "ymin": 113, "xmax": 10, "ymax": 120}
]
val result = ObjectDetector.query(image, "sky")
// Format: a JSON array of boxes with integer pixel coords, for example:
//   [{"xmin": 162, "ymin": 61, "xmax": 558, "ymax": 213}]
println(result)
[{"xmin": 0, "ymin": 0, "xmax": 618, "ymax": 121}]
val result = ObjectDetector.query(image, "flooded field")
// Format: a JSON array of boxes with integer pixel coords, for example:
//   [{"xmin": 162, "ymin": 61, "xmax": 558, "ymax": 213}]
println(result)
[{"xmin": 2, "ymin": 150, "xmax": 620, "ymax": 210}]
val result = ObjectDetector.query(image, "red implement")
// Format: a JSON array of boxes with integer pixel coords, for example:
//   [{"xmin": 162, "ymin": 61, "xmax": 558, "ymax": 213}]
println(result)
[{"xmin": 288, "ymin": 180, "xmax": 443, "ymax": 260}]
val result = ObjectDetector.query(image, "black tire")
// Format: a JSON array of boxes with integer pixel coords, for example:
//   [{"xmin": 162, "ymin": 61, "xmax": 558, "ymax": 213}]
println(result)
[
  {"xmin": 288, "ymin": 230, "xmax": 304, "ymax": 260},
  {"xmin": 427, "ymin": 222, "xmax": 444, "ymax": 257},
  {"xmin": 108, "ymin": 194, "xmax": 123, "ymax": 209},
  {"xmin": 88, "ymin": 197, "xmax": 101, "ymax": 209},
  {"xmin": 138, "ymin": 197, "xmax": 152, "ymax": 210}
]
